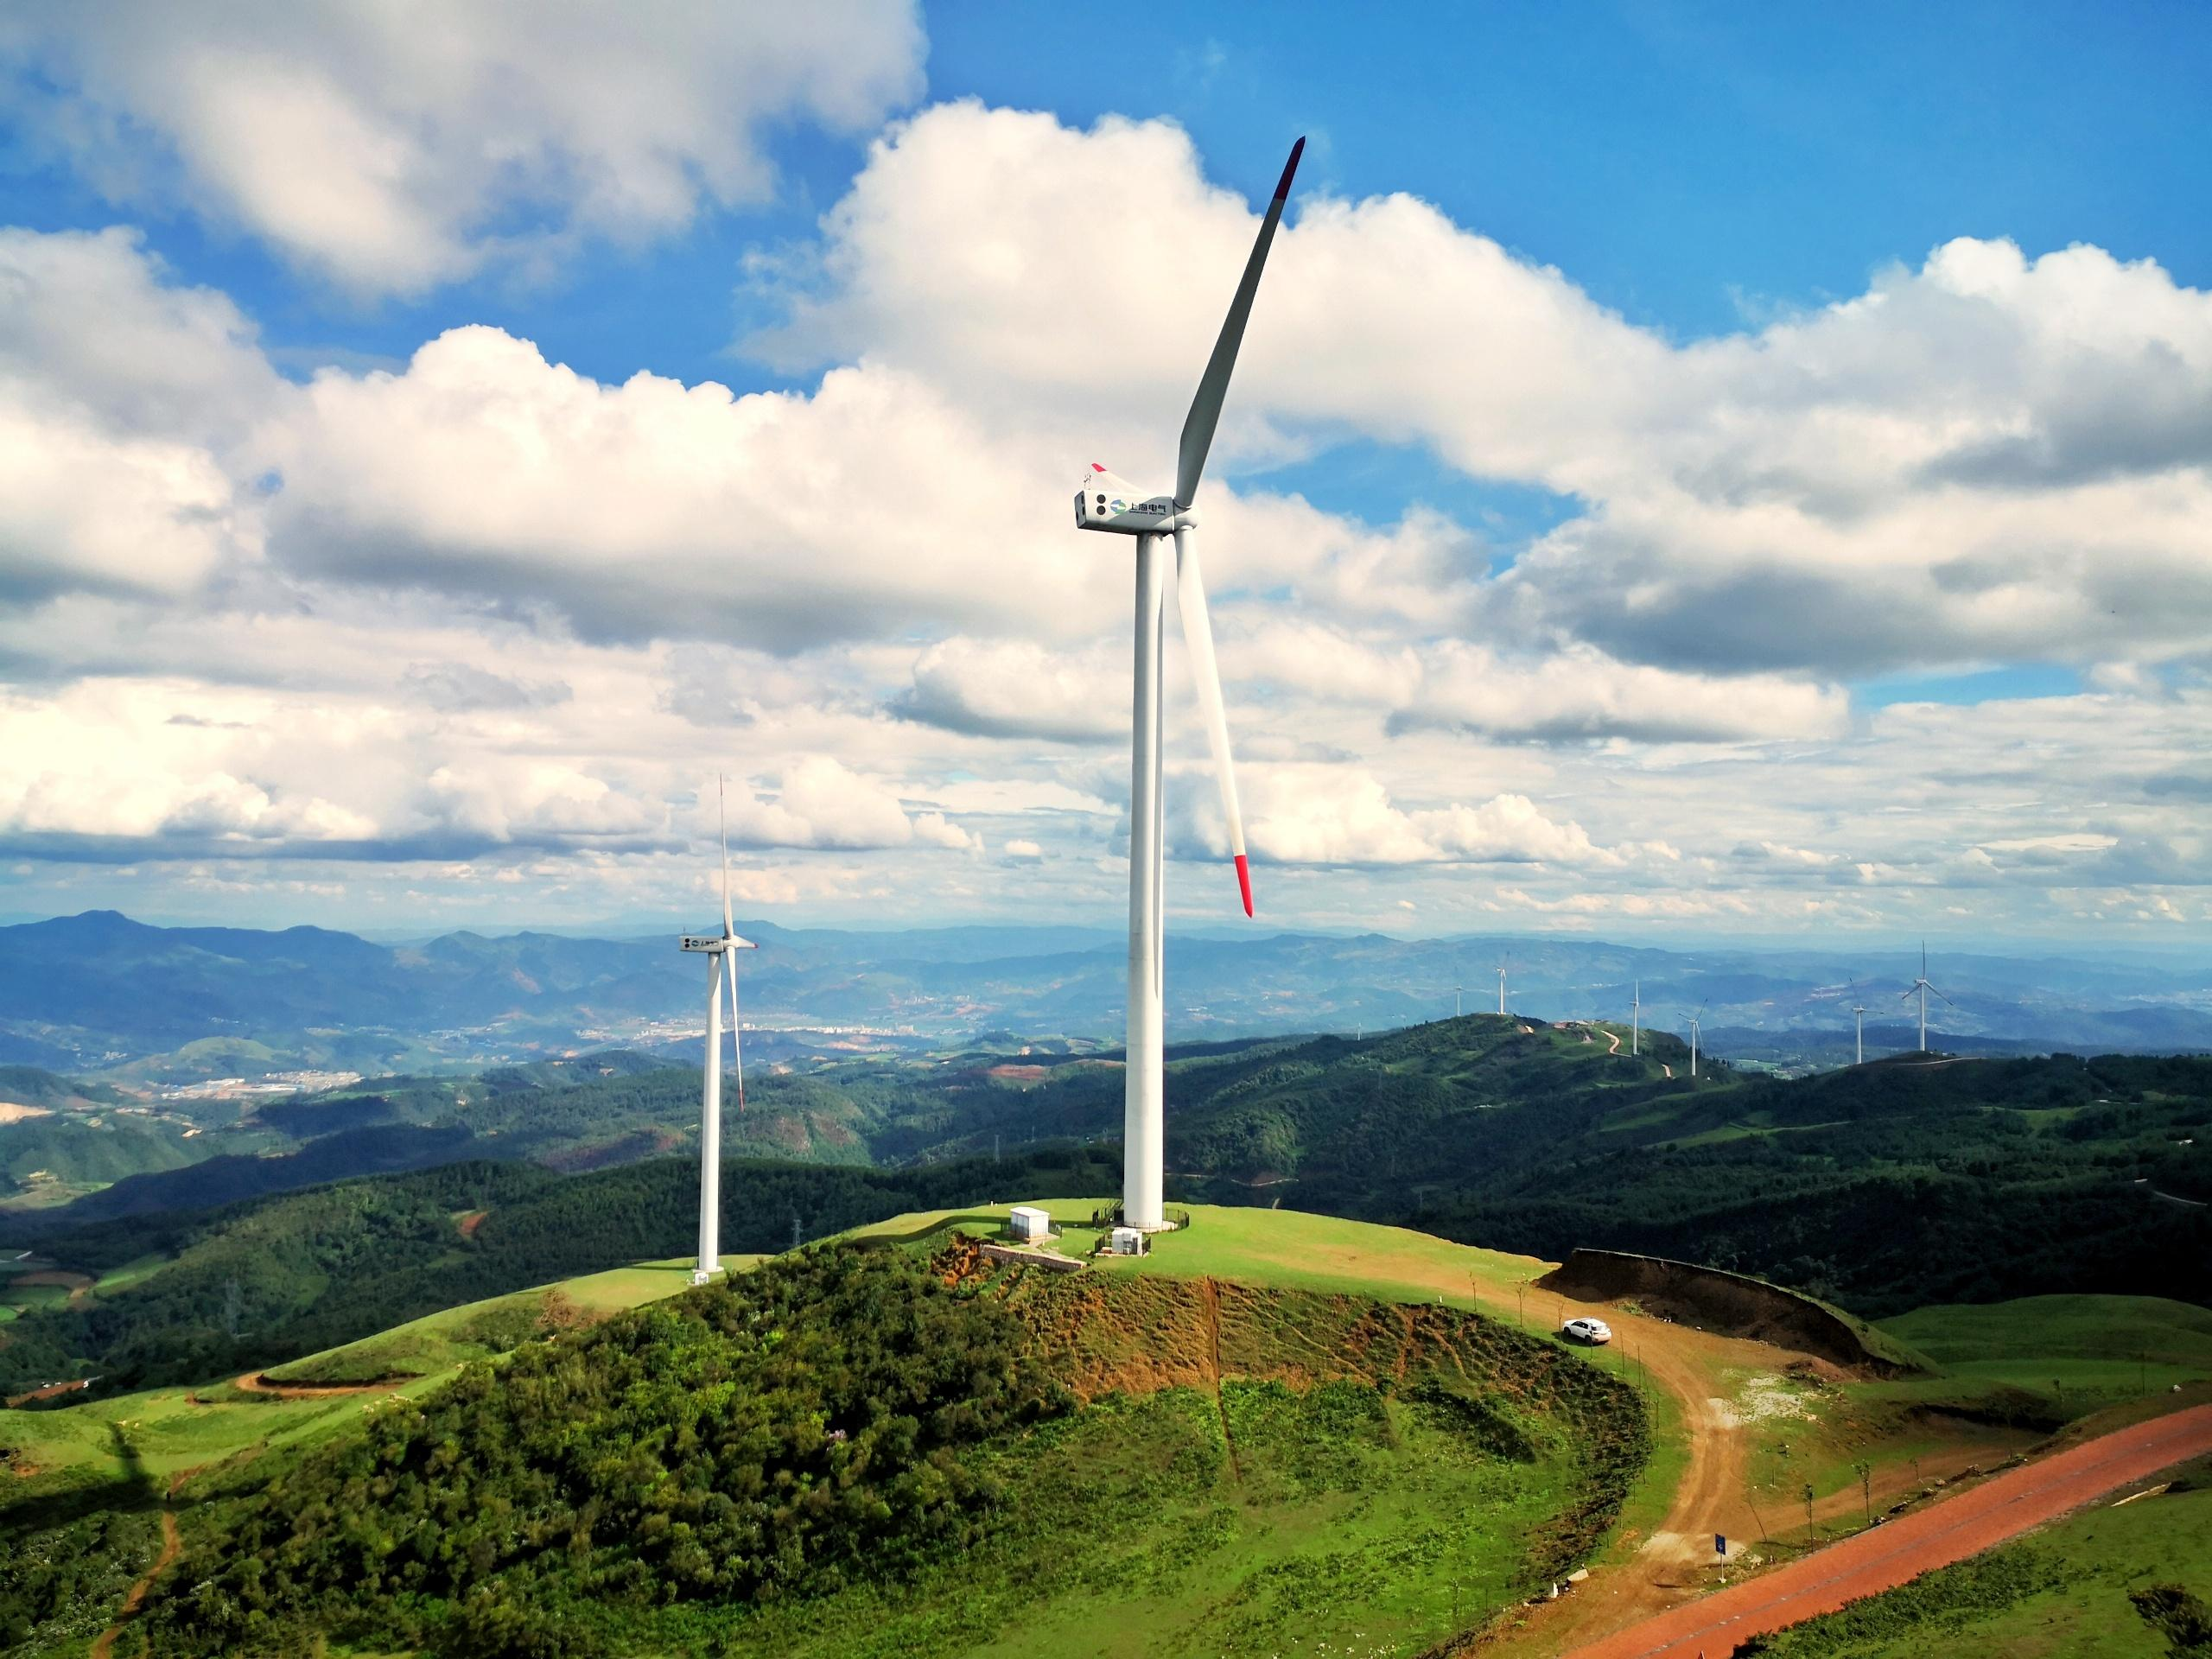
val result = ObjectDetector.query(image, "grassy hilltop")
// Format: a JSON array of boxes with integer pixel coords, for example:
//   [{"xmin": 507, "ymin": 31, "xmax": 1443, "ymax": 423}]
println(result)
[
  {"xmin": 8, "ymin": 1200, "xmax": 2212, "ymax": 1658},
  {"xmin": 7, "ymin": 1021, "xmax": 2207, "ymax": 1397},
  {"xmin": 6, "ymin": 1211, "xmax": 1648, "ymax": 1659}
]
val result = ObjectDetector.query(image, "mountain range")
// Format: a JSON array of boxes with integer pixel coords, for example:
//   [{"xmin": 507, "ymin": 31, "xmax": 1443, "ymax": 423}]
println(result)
[{"xmin": 1, "ymin": 911, "xmax": 2207, "ymax": 1081}]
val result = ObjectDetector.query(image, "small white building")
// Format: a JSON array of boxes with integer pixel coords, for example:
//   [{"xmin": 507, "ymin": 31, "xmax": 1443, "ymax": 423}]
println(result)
[
  {"xmin": 1109, "ymin": 1225, "xmax": 1148, "ymax": 1255},
  {"xmin": 1007, "ymin": 1205, "xmax": 1053, "ymax": 1243}
]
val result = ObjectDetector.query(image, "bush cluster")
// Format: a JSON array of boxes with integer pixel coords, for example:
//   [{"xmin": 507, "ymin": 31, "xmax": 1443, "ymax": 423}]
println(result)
[{"xmin": 146, "ymin": 1244, "xmax": 1071, "ymax": 1657}]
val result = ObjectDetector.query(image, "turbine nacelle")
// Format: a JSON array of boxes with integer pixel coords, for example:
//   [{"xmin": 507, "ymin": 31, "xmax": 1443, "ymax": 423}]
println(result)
[
  {"xmin": 1074, "ymin": 466, "xmax": 1187, "ymax": 535},
  {"xmin": 680, "ymin": 933, "xmax": 756, "ymax": 954}
]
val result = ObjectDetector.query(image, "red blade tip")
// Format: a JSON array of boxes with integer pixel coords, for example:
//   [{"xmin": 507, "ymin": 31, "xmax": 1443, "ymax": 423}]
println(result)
[{"xmin": 1234, "ymin": 853, "xmax": 1254, "ymax": 918}]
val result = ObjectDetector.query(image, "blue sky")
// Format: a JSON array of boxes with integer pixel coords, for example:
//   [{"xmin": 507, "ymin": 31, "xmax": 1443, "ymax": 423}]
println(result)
[
  {"xmin": 17, "ymin": 2, "xmax": 2211, "ymax": 377},
  {"xmin": 0, "ymin": 2, "xmax": 2205, "ymax": 941}
]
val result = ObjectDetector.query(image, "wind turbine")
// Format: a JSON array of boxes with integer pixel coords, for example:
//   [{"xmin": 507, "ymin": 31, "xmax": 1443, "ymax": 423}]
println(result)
[
  {"xmin": 1901, "ymin": 942, "xmax": 1953, "ymax": 1054},
  {"xmin": 1853, "ymin": 1000, "xmax": 1867, "ymax": 1065},
  {"xmin": 1497, "ymin": 959, "xmax": 1509, "ymax": 1015},
  {"xmin": 1073, "ymin": 137, "xmax": 1304, "ymax": 1232},
  {"xmin": 1631, "ymin": 979, "xmax": 1641, "ymax": 1057},
  {"xmin": 1455, "ymin": 984, "xmax": 1463, "ymax": 1018},
  {"xmin": 678, "ymin": 778, "xmax": 757, "ymax": 1285},
  {"xmin": 1689, "ymin": 1001, "xmax": 1705, "ymax": 1078}
]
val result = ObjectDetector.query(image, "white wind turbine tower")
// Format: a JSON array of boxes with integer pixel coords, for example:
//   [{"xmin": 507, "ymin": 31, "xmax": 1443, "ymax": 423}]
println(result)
[
  {"xmin": 1073, "ymin": 137, "xmax": 1305, "ymax": 1232},
  {"xmin": 1853, "ymin": 995, "xmax": 1868, "ymax": 1065},
  {"xmin": 679, "ymin": 779, "xmax": 756, "ymax": 1285},
  {"xmin": 1901, "ymin": 942, "xmax": 1953, "ymax": 1054},
  {"xmin": 1689, "ymin": 1001, "xmax": 1705, "ymax": 1078},
  {"xmin": 1497, "ymin": 959, "xmax": 1509, "ymax": 1015},
  {"xmin": 1631, "ymin": 979, "xmax": 1641, "ymax": 1057},
  {"xmin": 1455, "ymin": 984, "xmax": 1463, "ymax": 1018}
]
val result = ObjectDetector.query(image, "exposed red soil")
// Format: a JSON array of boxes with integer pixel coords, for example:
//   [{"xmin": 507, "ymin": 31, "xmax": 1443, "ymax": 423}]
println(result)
[
  {"xmin": 1563, "ymin": 1403, "xmax": 2212, "ymax": 1659},
  {"xmin": 4, "ymin": 1377, "xmax": 92, "ymax": 1407},
  {"xmin": 454, "ymin": 1209, "xmax": 489, "ymax": 1238},
  {"xmin": 1538, "ymin": 1250, "xmax": 1909, "ymax": 1376},
  {"xmin": 987, "ymin": 1064, "xmax": 1048, "ymax": 1082},
  {"xmin": 232, "ymin": 1370, "xmax": 404, "ymax": 1399}
]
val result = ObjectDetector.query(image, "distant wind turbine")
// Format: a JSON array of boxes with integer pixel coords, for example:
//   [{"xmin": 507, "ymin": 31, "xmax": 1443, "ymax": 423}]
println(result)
[
  {"xmin": 1853, "ymin": 999, "xmax": 1867, "ymax": 1065},
  {"xmin": 1900, "ymin": 943, "xmax": 1954, "ymax": 1054},
  {"xmin": 679, "ymin": 778, "xmax": 757, "ymax": 1287},
  {"xmin": 1497, "ymin": 960, "xmax": 1509, "ymax": 1015},
  {"xmin": 1455, "ymin": 983, "xmax": 1463, "ymax": 1019},
  {"xmin": 1072, "ymin": 137, "xmax": 1303, "ymax": 1233},
  {"xmin": 1631, "ymin": 979, "xmax": 1640, "ymax": 1057},
  {"xmin": 1689, "ymin": 1001, "xmax": 1706, "ymax": 1078}
]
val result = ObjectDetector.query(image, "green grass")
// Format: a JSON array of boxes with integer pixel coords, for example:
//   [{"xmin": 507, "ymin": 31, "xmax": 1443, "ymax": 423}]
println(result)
[
  {"xmin": 1879, "ymin": 1294, "xmax": 2212, "ymax": 1404},
  {"xmin": 0, "ymin": 1281, "xmax": 78, "ymax": 1313},
  {"xmin": 429, "ymin": 1264, "xmax": 1649, "ymax": 1659},
  {"xmin": 0, "ymin": 1255, "xmax": 767, "ymax": 1486},
  {"xmin": 22, "ymin": 1200, "xmax": 2195, "ymax": 1656},
  {"xmin": 1743, "ymin": 1456, "xmax": 2212, "ymax": 1657},
  {"xmin": 852, "ymin": 1198, "xmax": 1556, "ymax": 1306},
  {"xmin": 262, "ymin": 1255, "xmax": 766, "ymax": 1384},
  {"xmin": 687, "ymin": 1379, "xmax": 1574, "ymax": 1659},
  {"xmin": 90, "ymin": 1252, "xmax": 168, "ymax": 1294},
  {"xmin": 846, "ymin": 1198, "xmax": 1697, "ymax": 1573}
]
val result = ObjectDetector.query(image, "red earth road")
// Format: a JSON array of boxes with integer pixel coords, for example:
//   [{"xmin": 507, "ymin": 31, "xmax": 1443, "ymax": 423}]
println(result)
[{"xmin": 1567, "ymin": 1403, "xmax": 2212, "ymax": 1659}]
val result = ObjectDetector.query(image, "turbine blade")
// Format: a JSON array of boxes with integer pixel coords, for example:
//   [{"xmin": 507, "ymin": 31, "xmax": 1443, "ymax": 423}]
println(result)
[
  {"xmin": 1173, "ymin": 531, "xmax": 1251, "ymax": 916},
  {"xmin": 1899, "ymin": 987, "xmax": 1917, "ymax": 1001},
  {"xmin": 1174, "ymin": 137, "xmax": 1305, "ymax": 509},
  {"xmin": 727, "ymin": 952, "xmax": 745, "ymax": 1114},
  {"xmin": 719, "ymin": 775, "xmax": 734, "ymax": 938},
  {"xmin": 1929, "ymin": 983, "xmax": 1957, "ymax": 1007}
]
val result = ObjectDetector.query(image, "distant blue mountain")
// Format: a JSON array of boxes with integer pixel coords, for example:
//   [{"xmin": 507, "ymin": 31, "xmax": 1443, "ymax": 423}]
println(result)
[{"xmin": 1, "ymin": 911, "xmax": 2206, "ymax": 1076}]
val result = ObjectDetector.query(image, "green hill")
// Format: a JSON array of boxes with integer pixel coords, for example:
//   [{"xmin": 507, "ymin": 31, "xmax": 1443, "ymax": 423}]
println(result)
[
  {"xmin": 8, "ymin": 1024, "xmax": 2209, "ymax": 1395},
  {"xmin": 10, "ymin": 1198, "xmax": 2209, "ymax": 1659},
  {"xmin": 862, "ymin": 1019, "xmax": 2209, "ymax": 1317},
  {"xmin": 0, "ymin": 1147, "xmax": 1125, "ymax": 1395},
  {"xmin": 0, "ymin": 1067, "xmax": 127, "ymax": 1111},
  {"xmin": 131, "ymin": 1240, "xmax": 1643, "ymax": 1659},
  {"xmin": 1879, "ymin": 1294, "xmax": 2212, "ymax": 1397}
]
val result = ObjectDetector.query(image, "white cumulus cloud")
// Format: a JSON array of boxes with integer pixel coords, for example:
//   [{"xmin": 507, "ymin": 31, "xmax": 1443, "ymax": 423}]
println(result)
[{"xmin": 3, "ymin": 2, "xmax": 925, "ymax": 296}]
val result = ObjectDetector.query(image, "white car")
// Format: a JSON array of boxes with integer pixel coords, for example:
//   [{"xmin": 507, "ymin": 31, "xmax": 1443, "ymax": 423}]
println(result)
[{"xmin": 1561, "ymin": 1316, "xmax": 1613, "ymax": 1345}]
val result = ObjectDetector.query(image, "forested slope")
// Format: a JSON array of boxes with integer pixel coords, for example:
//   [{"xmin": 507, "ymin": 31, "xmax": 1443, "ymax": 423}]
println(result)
[
  {"xmin": 130, "ymin": 1243, "xmax": 1647, "ymax": 1659},
  {"xmin": 0, "ymin": 1147, "xmax": 1121, "ymax": 1394}
]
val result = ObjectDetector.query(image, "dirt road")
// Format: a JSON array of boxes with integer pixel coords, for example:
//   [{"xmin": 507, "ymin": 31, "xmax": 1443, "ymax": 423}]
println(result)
[
  {"xmin": 91, "ymin": 1468, "xmax": 194, "ymax": 1659},
  {"xmin": 1562, "ymin": 1404, "xmax": 2212, "ymax": 1659},
  {"xmin": 1506, "ymin": 1325, "xmax": 1777, "ymax": 1655},
  {"xmin": 231, "ymin": 1370, "xmax": 399, "ymax": 1399}
]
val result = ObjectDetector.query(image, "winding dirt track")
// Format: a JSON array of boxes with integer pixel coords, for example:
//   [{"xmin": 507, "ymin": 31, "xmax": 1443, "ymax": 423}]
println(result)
[
  {"xmin": 1563, "ymin": 1404, "xmax": 2212, "ymax": 1659},
  {"xmin": 230, "ymin": 1370, "xmax": 398, "ymax": 1399},
  {"xmin": 91, "ymin": 1468, "xmax": 195, "ymax": 1659}
]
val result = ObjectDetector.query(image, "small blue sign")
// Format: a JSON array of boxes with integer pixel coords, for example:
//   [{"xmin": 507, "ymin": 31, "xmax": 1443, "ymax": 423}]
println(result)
[{"xmin": 1714, "ymin": 1534, "xmax": 1726, "ymax": 1554}]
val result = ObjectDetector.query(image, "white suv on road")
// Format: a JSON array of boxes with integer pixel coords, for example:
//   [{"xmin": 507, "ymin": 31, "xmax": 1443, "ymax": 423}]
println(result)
[{"xmin": 1561, "ymin": 1316, "xmax": 1613, "ymax": 1345}]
